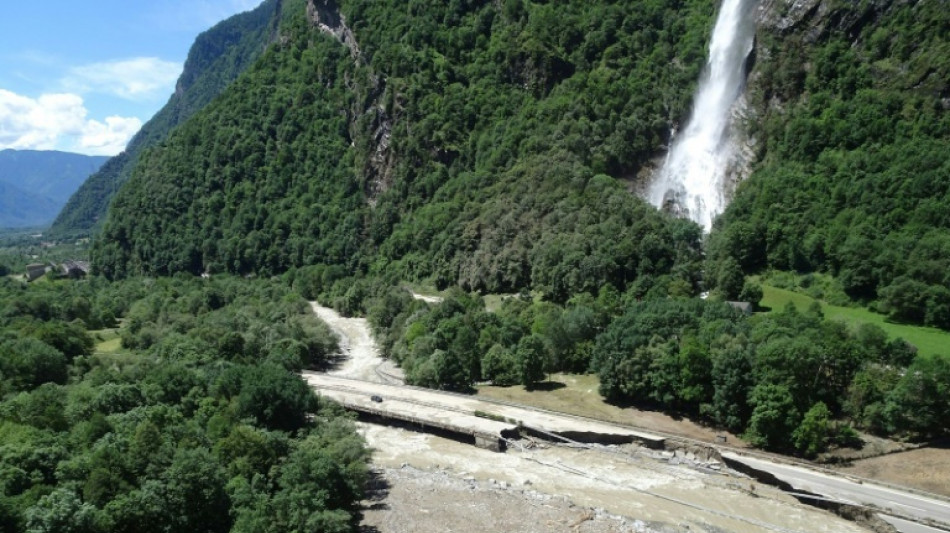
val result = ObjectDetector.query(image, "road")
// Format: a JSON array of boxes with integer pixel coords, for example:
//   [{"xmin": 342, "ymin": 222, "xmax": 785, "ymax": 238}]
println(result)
[
  {"xmin": 304, "ymin": 378, "xmax": 873, "ymax": 533},
  {"xmin": 308, "ymin": 301, "xmax": 949, "ymax": 532},
  {"xmin": 303, "ymin": 373, "xmax": 666, "ymax": 448},
  {"xmin": 882, "ymin": 515, "xmax": 950, "ymax": 533},
  {"xmin": 722, "ymin": 452, "xmax": 950, "ymax": 532}
]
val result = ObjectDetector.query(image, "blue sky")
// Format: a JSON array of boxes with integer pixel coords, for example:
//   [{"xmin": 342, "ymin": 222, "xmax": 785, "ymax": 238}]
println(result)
[{"xmin": 0, "ymin": 0, "xmax": 262, "ymax": 155}]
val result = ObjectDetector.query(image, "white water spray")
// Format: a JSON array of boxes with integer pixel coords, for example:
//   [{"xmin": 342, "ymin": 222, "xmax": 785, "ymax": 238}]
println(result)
[{"xmin": 648, "ymin": 0, "xmax": 758, "ymax": 231}]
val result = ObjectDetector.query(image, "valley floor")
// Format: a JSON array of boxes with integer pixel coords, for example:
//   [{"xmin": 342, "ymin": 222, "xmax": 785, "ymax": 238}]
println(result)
[
  {"xmin": 310, "ymin": 302, "xmax": 877, "ymax": 533},
  {"xmin": 838, "ymin": 447, "xmax": 950, "ymax": 498}
]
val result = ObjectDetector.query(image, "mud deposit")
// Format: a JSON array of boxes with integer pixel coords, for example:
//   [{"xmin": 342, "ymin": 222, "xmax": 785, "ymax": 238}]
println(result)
[{"xmin": 357, "ymin": 424, "xmax": 869, "ymax": 533}]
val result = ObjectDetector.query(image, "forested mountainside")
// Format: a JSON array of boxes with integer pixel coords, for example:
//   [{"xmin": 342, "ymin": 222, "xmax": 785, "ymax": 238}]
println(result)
[
  {"xmin": 0, "ymin": 150, "xmax": 107, "ymax": 228},
  {"xmin": 93, "ymin": 0, "xmax": 950, "ymax": 321},
  {"xmin": 94, "ymin": 0, "xmax": 715, "ymax": 298},
  {"xmin": 710, "ymin": 0, "xmax": 950, "ymax": 328},
  {"xmin": 84, "ymin": 0, "xmax": 950, "ymax": 453},
  {"xmin": 49, "ymin": 0, "xmax": 281, "ymax": 238}
]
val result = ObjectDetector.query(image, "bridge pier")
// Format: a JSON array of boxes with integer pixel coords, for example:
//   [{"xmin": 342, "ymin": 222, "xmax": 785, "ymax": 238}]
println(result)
[{"xmin": 475, "ymin": 434, "xmax": 506, "ymax": 452}]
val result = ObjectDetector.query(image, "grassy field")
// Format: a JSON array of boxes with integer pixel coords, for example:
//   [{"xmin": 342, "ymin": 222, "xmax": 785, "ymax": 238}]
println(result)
[
  {"xmin": 91, "ymin": 326, "xmax": 123, "ymax": 354},
  {"xmin": 476, "ymin": 373, "xmax": 742, "ymax": 443},
  {"xmin": 760, "ymin": 284, "xmax": 950, "ymax": 358}
]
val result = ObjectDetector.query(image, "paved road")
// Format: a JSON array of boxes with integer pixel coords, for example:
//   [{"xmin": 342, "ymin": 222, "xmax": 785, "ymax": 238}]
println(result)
[
  {"xmin": 303, "ymin": 373, "xmax": 665, "ymax": 447},
  {"xmin": 722, "ymin": 452, "xmax": 950, "ymax": 532},
  {"xmin": 882, "ymin": 515, "xmax": 950, "ymax": 533}
]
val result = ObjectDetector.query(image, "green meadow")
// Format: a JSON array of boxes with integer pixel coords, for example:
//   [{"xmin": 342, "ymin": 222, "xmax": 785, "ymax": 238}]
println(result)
[{"xmin": 761, "ymin": 284, "xmax": 949, "ymax": 358}]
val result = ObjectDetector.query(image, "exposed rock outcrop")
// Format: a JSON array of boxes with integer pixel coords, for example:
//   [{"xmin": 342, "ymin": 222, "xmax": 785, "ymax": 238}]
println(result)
[
  {"xmin": 757, "ymin": 0, "xmax": 825, "ymax": 32},
  {"xmin": 307, "ymin": 0, "xmax": 361, "ymax": 60},
  {"xmin": 758, "ymin": 0, "xmax": 901, "ymax": 42},
  {"xmin": 308, "ymin": 0, "xmax": 394, "ymax": 203}
]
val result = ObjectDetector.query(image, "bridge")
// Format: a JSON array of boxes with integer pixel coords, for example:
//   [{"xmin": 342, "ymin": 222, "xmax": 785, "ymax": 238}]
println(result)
[{"xmin": 303, "ymin": 373, "xmax": 667, "ymax": 452}]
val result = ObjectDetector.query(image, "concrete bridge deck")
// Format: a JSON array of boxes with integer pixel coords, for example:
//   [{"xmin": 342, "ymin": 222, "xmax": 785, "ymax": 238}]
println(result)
[{"xmin": 303, "ymin": 373, "xmax": 666, "ymax": 451}]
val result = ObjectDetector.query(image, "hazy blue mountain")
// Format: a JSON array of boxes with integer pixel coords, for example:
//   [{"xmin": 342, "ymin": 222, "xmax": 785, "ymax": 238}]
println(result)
[{"xmin": 0, "ymin": 149, "xmax": 108, "ymax": 228}]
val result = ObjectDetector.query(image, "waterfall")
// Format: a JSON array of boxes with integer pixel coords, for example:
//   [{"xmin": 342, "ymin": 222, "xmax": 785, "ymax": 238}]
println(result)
[{"xmin": 648, "ymin": 0, "xmax": 758, "ymax": 231}]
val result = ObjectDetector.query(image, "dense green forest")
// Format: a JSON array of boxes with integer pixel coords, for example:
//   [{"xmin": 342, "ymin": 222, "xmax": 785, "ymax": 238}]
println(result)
[
  {"xmin": 358, "ymin": 284, "xmax": 947, "ymax": 457},
  {"xmin": 710, "ymin": 0, "xmax": 950, "ymax": 329},
  {"xmin": 5, "ymin": 2, "xmax": 950, "ymax": 531},
  {"xmin": 83, "ymin": 0, "xmax": 950, "ymax": 453},
  {"xmin": 93, "ymin": 0, "xmax": 715, "ymax": 302},
  {"xmin": 0, "ymin": 275, "xmax": 367, "ymax": 532},
  {"xmin": 49, "ymin": 0, "xmax": 281, "ymax": 238}
]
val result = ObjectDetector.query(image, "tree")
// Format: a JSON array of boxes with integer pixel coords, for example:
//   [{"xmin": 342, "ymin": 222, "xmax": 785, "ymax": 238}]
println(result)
[
  {"xmin": 269, "ymin": 422, "xmax": 368, "ymax": 533},
  {"xmin": 24, "ymin": 321, "xmax": 94, "ymax": 361},
  {"xmin": 738, "ymin": 281, "xmax": 763, "ymax": 308},
  {"xmin": 162, "ymin": 448, "xmax": 232, "ymax": 533},
  {"xmin": 517, "ymin": 335, "xmax": 547, "ymax": 390},
  {"xmin": 431, "ymin": 349, "xmax": 471, "ymax": 392},
  {"xmin": 704, "ymin": 339, "xmax": 753, "ymax": 432},
  {"xmin": 24, "ymin": 488, "xmax": 100, "ymax": 533},
  {"xmin": 879, "ymin": 277, "xmax": 930, "ymax": 324},
  {"xmin": 793, "ymin": 402, "xmax": 831, "ymax": 458},
  {"xmin": 482, "ymin": 344, "xmax": 519, "ymax": 386},
  {"xmin": 753, "ymin": 336, "xmax": 826, "ymax": 411},
  {"xmin": 4, "ymin": 384, "xmax": 68, "ymax": 431},
  {"xmin": 716, "ymin": 257, "xmax": 745, "ymax": 300},
  {"xmin": 884, "ymin": 356, "xmax": 950, "ymax": 438},
  {"xmin": 844, "ymin": 364, "xmax": 901, "ymax": 434},
  {"xmin": 744, "ymin": 384, "xmax": 800, "ymax": 450},
  {"xmin": 232, "ymin": 365, "xmax": 317, "ymax": 432},
  {"xmin": 0, "ymin": 337, "xmax": 68, "ymax": 394}
]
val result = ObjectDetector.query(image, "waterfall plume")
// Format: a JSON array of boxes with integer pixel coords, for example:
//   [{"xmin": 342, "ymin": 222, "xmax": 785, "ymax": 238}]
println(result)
[{"xmin": 648, "ymin": 0, "xmax": 758, "ymax": 231}]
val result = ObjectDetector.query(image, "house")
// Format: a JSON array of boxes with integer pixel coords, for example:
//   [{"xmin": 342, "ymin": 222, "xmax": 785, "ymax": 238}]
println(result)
[
  {"xmin": 26, "ymin": 263, "xmax": 47, "ymax": 281},
  {"xmin": 61, "ymin": 260, "xmax": 91, "ymax": 278},
  {"xmin": 726, "ymin": 301, "xmax": 754, "ymax": 315}
]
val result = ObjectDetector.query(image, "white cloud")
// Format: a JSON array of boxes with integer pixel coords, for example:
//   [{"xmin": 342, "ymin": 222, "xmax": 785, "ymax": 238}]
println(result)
[
  {"xmin": 63, "ymin": 57, "xmax": 182, "ymax": 102},
  {"xmin": 0, "ymin": 90, "xmax": 85, "ymax": 149},
  {"xmin": 78, "ymin": 115, "xmax": 143, "ymax": 156},
  {"xmin": 0, "ymin": 88, "xmax": 141, "ymax": 156}
]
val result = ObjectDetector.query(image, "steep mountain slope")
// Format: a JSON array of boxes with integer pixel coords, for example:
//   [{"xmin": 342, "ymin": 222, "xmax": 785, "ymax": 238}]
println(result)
[
  {"xmin": 49, "ymin": 0, "xmax": 281, "ymax": 238},
  {"xmin": 710, "ymin": 0, "xmax": 950, "ymax": 328},
  {"xmin": 84, "ymin": 0, "xmax": 950, "ymax": 456},
  {"xmin": 0, "ymin": 149, "xmax": 107, "ymax": 228},
  {"xmin": 94, "ymin": 0, "xmax": 715, "ymax": 298}
]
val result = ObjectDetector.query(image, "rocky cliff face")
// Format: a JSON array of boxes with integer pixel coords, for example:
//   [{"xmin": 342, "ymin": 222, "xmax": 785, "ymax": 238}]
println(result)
[
  {"xmin": 758, "ymin": 0, "xmax": 899, "ymax": 40},
  {"xmin": 308, "ymin": 0, "xmax": 393, "ymax": 204},
  {"xmin": 308, "ymin": 0, "xmax": 361, "ymax": 59},
  {"xmin": 757, "ymin": 0, "xmax": 823, "ymax": 32},
  {"xmin": 731, "ymin": 0, "xmax": 938, "ymax": 191}
]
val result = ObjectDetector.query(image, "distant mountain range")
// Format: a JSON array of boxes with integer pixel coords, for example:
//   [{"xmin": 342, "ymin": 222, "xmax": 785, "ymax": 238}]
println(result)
[{"xmin": 0, "ymin": 149, "xmax": 108, "ymax": 228}]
